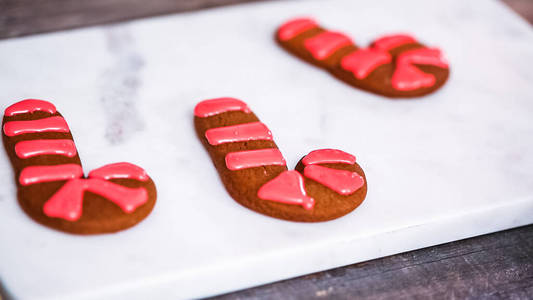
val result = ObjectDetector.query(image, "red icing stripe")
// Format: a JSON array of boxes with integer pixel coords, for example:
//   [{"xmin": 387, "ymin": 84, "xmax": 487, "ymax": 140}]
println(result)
[
  {"xmin": 3, "ymin": 116, "xmax": 70, "ymax": 137},
  {"xmin": 194, "ymin": 97, "xmax": 251, "ymax": 118},
  {"xmin": 278, "ymin": 18, "xmax": 318, "ymax": 41},
  {"xmin": 392, "ymin": 65, "xmax": 435, "ymax": 91},
  {"xmin": 372, "ymin": 34, "xmax": 417, "ymax": 51},
  {"xmin": 205, "ymin": 122, "xmax": 273, "ymax": 146},
  {"xmin": 4, "ymin": 99, "xmax": 56, "ymax": 117},
  {"xmin": 257, "ymin": 170, "xmax": 314, "ymax": 210},
  {"xmin": 341, "ymin": 48, "xmax": 392, "ymax": 79},
  {"xmin": 225, "ymin": 148, "xmax": 286, "ymax": 171},
  {"xmin": 302, "ymin": 149, "xmax": 356, "ymax": 166},
  {"xmin": 304, "ymin": 165, "xmax": 364, "ymax": 195},
  {"xmin": 19, "ymin": 164, "xmax": 83, "ymax": 186},
  {"xmin": 392, "ymin": 48, "xmax": 448, "ymax": 91},
  {"xmin": 42, "ymin": 178, "xmax": 148, "ymax": 221},
  {"xmin": 397, "ymin": 47, "xmax": 448, "ymax": 68},
  {"xmin": 15, "ymin": 139, "xmax": 77, "ymax": 159},
  {"xmin": 304, "ymin": 31, "xmax": 352, "ymax": 60},
  {"xmin": 88, "ymin": 162, "xmax": 149, "ymax": 181}
]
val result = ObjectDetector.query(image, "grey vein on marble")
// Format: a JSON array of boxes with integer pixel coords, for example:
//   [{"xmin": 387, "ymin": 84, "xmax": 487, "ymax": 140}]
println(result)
[{"xmin": 100, "ymin": 26, "xmax": 145, "ymax": 144}]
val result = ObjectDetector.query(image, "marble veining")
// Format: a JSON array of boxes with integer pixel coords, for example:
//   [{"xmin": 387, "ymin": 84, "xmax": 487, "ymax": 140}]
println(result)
[
  {"xmin": 100, "ymin": 26, "xmax": 145, "ymax": 145},
  {"xmin": 0, "ymin": 0, "xmax": 532, "ymax": 299}
]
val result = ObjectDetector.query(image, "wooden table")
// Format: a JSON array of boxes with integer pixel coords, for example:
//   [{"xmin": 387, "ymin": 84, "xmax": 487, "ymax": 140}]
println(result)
[{"xmin": 1, "ymin": 1, "xmax": 532, "ymax": 299}]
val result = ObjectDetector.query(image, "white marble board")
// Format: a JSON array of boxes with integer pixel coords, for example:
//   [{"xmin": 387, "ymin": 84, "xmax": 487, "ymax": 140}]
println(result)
[{"xmin": 1, "ymin": 0, "xmax": 533, "ymax": 299}]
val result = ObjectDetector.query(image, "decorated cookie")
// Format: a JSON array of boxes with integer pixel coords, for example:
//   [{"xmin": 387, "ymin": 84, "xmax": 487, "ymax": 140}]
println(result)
[
  {"xmin": 195, "ymin": 97, "xmax": 367, "ymax": 222},
  {"xmin": 276, "ymin": 17, "xmax": 450, "ymax": 98},
  {"xmin": 2, "ymin": 99, "xmax": 157, "ymax": 234}
]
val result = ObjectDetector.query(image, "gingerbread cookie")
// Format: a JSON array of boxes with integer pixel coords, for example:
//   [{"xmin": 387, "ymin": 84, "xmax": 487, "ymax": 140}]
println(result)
[
  {"xmin": 276, "ymin": 17, "xmax": 450, "ymax": 98},
  {"xmin": 195, "ymin": 97, "xmax": 367, "ymax": 222},
  {"xmin": 2, "ymin": 99, "xmax": 157, "ymax": 234}
]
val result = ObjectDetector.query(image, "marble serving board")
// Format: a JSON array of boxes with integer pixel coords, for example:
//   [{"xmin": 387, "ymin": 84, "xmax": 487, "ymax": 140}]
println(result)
[{"xmin": 1, "ymin": 0, "xmax": 533, "ymax": 299}]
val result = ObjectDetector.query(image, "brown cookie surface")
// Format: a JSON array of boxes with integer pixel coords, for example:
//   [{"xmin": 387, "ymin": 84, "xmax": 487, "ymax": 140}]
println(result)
[
  {"xmin": 194, "ymin": 97, "xmax": 367, "ymax": 222},
  {"xmin": 2, "ymin": 99, "xmax": 156, "ymax": 234},
  {"xmin": 276, "ymin": 18, "xmax": 450, "ymax": 98}
]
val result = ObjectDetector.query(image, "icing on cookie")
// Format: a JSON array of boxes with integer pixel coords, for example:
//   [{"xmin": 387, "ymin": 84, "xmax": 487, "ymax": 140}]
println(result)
[
  {"xmin": 302, "ymin": 149, "xmax": 356, "ymax": 166},
  {"xmin": 15, "ymin": 139, "xmax": 77, "ymax": 158},
  {"xmin": 43, "ymin": 178, "xmax": 148, "ymax": 221},
  {"xmin": 196, "ymin": 98, "xmax": 367, "ymax": 218},
  {"xmin": 3, "ymin": 116, "xmax": 70, "ymax": 136},
  {"xmin": 341, "ymin": 48, "xmax": 392, "ymax": 79},
  {"xmin": 372, "ymin": 34, "xmax": 417, "ymax": 51},
  {"xmin": 88, "ymin": 162, "xmax": 150, "ymax": 181},
  {"xmin": 225, "ymin": 148, "xmax": 286, "ymax": 171},
  {"xmin": 4, "ymin": 99, "xmax": 57, "ymax": 117},
  {"xmin": 257, "ymin": 170, "xmax": 315, "ymax": 210},
  {"xmin": 392, "ymin": 48, "xmax": 449, "ymax": 91},
  {"xmin": 194, "ymin": 97, "xmax": 251, "ymax": 118},
  {"xmin": 304, "ymin": 165, "xmax": 364, "ymax": 195},
  {"xmin": 278, "ymin": 18, "xmax": 318, "ymax": 41},
  {"xmin": 397, "ymin": 48, "xmax": 448, "ymax": 68},
  {"xmin": 3, "ymin": 99, "xmax": 155, "ymax": 229},
  {"xmin": 19, "ymin": 162, "xmax": 149, "ymax": 220},
  {"xmin": 277, "ymin": 18, "xmax": 450, "ymax": 97},
  {"xmin": 19, "ymin": 164, "xmax": 83, "ymax": 186},
  {"xmin": 392, "ymin": 65, "xmax": 436, "ymax": 91},
  {"xmin": 304, "ymin": 31, "xmax": 352, "ymax": 60},
  {"xmin": 205, "ymin": 122, "xmax": 273, "ymax": 146}
]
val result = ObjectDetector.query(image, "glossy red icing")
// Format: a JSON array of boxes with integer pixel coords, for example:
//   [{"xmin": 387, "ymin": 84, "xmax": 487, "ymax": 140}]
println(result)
[
  {"xmin": 392, "ymin": 65, "xmax": 436, "ymax": 91},
  {"xmin": 392, "ymin": 48, "xmax": 448, "ymax": 91},
  {"xmin": 304, "ymin": 165, "xmax": 364, "ymax": 195},
  {"xmin": 15, "ymin": 139, "xmax": 77, "ymax": 159},
  {"xmin": 341, "ymin": 48, "xmax": 392, "ymax": 79},
  {"xmin": 257, "ymin": 170, "xmax": 314, "ymax": 210},
  {"xmin": 3, "ymin": 116, "xmax": 70, "ymax": 137},
  {"xmin": 304, "ymin": 31, "xmax": 352, "ymax": 60},
  {"xmin": 194, "ymin": 97, "xmax": 251, "ymax": 118},
  {"xmin": 302, "ymin": 149, "xmax": 356, "ymax": 166},
  {"xmin": 4, "ymin": 99, "xmax": 56, "ymax": 117},
  {"xmin": 42, "ymin": 178, "xmax": 148, "ymax": 221},
  {"xmin": 205, "ymin": 122, "xmax": 272, "ymax": 146},
  {"xmin": 88, "ymin": 162, "xmax": 149, "ymax": 181},
  {"xmin": 397, "ymin": 48, "xmax": 448, "ymax": 68},
  {"xmin": 19, "ymin": 164, "xmax": 83, "ymax": 186},
  {"xmin": 278, "ymin": 18, "xmax": 318, "ymax": 41},
  {"xmin": 372, "ymin": 34, "xmax": 417, "ymax": 51},
  {"xmin": 19, "ymin": 161, "xmax": 150, "ymax": 220},
  {"xmin": 225, "ymin": 148, "xmax": 286, "ymax": 171}
]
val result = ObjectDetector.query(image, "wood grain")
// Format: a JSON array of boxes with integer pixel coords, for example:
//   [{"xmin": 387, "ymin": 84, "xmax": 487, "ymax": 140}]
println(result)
[
  {"xmin": 0, "ymin": 0, "xmax": 274, "ymax": 39},
  {"xmin": 502, "ymin": 0, "xmax": 533, "ymax": 24},
  {"xmin": 211, "ymin": 225, "xmax": 533, "ymax": 299}
]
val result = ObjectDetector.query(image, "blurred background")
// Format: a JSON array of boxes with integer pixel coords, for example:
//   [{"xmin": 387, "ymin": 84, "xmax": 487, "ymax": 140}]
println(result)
[{"xmin": 1, "ymin": 0, "xmax": 532, "ymax": 39}]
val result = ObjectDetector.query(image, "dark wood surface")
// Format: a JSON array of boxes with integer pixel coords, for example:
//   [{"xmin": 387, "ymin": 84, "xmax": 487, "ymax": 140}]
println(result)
[
  {"xmin": 212, "ymin": 225, "xmax": 533, "ymax": 300},
  {"xmin": 0, "ymin": 0, "xmax": 273, "ymax": 39},
  {"xmin": 1, "ymin": 1, "xmax": 532, "ymax": 299}
]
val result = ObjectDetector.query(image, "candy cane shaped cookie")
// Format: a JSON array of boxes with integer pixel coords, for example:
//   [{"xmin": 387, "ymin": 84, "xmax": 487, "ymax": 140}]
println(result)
[
  {"xmin": 2, "ymin": 99, "xmax": 157, "ymax": 234},
  {"xmin": 276, "ymin": 18, "xmax": 450, "ymax": 98},
  {"xmin": 195, "ymin": 97, "xmax": 367, "ymax": 222}
]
